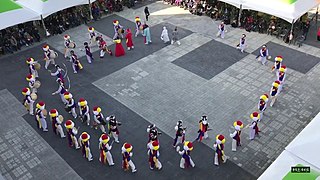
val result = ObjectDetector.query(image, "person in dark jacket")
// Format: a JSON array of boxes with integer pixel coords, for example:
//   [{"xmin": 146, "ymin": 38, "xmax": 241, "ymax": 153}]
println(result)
[{"xmin": 144, "ymin": 7, "xmax": 150, "ymax": 21}]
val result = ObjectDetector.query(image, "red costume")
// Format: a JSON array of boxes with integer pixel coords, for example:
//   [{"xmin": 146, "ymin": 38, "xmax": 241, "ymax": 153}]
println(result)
[
  {"xmin": 125, "ymin": 29, "xmax": 134, "ymax": 50},
  {"xmin": 113, "ymin": 39, "xmax": 125, "ymax": 57}
]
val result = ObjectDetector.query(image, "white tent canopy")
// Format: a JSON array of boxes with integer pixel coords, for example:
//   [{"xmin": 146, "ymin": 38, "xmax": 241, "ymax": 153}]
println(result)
[
  {"xmin": 0, "ymin": 0, "xmax": 95, "ymax": 30},
  {"xmin": 0, "ymin": 0, "xmax": 39, "ymax": 30},
  {"xmin": 219, "ymin": 0, "xmax": 320, "ymax": 23},
  {"xmin": 16, "ymin": 0, "xmax": 94, "ymax": 19}
]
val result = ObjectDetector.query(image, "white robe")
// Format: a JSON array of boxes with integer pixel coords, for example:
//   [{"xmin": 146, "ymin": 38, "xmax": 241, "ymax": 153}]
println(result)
[{"xmin": 161, "ymin": 27, "xmax": 170, "ymax": 43}]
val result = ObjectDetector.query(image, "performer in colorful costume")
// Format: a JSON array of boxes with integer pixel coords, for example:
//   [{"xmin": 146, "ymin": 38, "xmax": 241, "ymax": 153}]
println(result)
[
  {"xmin": 143, "ymin": 24, "xmax": 152, "ymax": 45},
  {"xmin": 125, "ymin": 29, "xmax": 134, "ymax": 50},
  {"xmin": 64, "ymin": 119, "xmax": 80, "ymax": 149},
  {"xmin": 257, "ymin": 45, "xmax": 269, "ymax": 65},
  {"xmin": 237, "ymin": 34, "xmax": 246, "ymax": 53},
  {"xmin": 147, "ymin": 140, "xmax": 162, "ymax": 170},
  {"xmin": 79, "ymin": 132, "xmax": 93, "ymax": 161},
  {"xmin": 35, "ymin": 101, "xmax": 48, "ymax": 132},
  {"xmin": 258, "ymin": 94, "xmax": 269, "ymax": 120},
  {"xmin": 50, "ymin": 65, "xmax": 64, "ymax": 83},
  {"xmin": 98, "ymin": 35, "xmax": 112, "ymax": 58},
  {"xmin": 99, "ymin": 134, "xmax": 115, "ymax": 166},
  {"xmin": 173, "ymin": 120, "xmax": 186, "ymax": 147},
  {"xmin": 78, "ymin": 98, "xmax": 90, "ymax": 126},
  {"xmin": 22, "ymin": 87, "xmax": 34, "ymax": 115},
  {"xmin": 147, "ymin": 124, "xmax": 161, "ymax": 143},
  {"xmin": 106, "ymin": 115, "xmax": 121, "ymax": 143},
  {"xmin": 64, "ymin": 92, "xmax": 77, "ymax": 119},
  {"xmin": 277, "ymin": 65, "xmax": 287, "ymax": 93},
  {"xmin": 26, "ymin": 57, "xmax": 38, "ymax": 78},
  {"xmin": 43, "ymin": 44, "xmax": 56, "ymax": 69},
  {"xmin": 49, "ymin": 109, "xmax": 65, "ymax": 138},
  {"xmin": 70, "ymin": 50, "xmax": 83, "ymax": 74},
  {"xmin": 113, "ymin": 37, "xmax": 125, "ymax": 57},
  {"xmin": 196, "ymin": 115, "xmax": 209, "ymax": 142},
  {"xmin": 177, "ymin": 141, "xmax": 195, "ymax": 169},
  {"xmin": 26, "ymin": 74, "xmax": 37, "ymax": 94},
  {"xmin": 135, "ymin": 17, "xmax": 143, "ymax": 37},
  {"xmin": 84, "ymin": 42, "xmax": 94, "ymax": 64},
  {"xmin": 122, "ymin": 143, "xmax": 137, "ymax": 173},
  {"xmin": 214, "ymin": 134, "xmax": 227, "ymax": 165},
  {"xmin": 269, "ymin": 80, "xmax": 280, "ymax": 107},
  {"xmin": 217, "ymin": 21, "xmax": 225, "ymax": 38},
  {"xmin": 230, "ymin": 121, "xmax": 243, "ymax": 151},
  {"xmin": 160, "ymin": 26, "xmax": 170, "ymax": 44},
  {"xmin": 249, "ymin": 112, "xmax": 260, "ymax": 140},
  {"xmin": 113, "ymin": 20, "xmax": 124, "ymax": 39},
  {"xmin": 64, "ymin": 35, "xmax": 76, "ymax": 58},
  {"xmin": 93, "ymin": 106, "xmax": 107, "ymax": 133},
  {"xmin": 88, "ymin": 27, "xmax": 98, "ymax": 47},
  {"xmin": 272, "ymin": 56, "xmax": 283, "ymax": 73},
  {"xmin": 52, "ymin": 78, "xmax": 68, "ymax": 104}
]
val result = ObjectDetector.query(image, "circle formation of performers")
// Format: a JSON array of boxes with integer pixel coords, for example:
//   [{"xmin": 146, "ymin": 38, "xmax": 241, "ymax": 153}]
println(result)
[{"xmin": 21, "ymin": 18, "xmax": 288, "ymax": 171}]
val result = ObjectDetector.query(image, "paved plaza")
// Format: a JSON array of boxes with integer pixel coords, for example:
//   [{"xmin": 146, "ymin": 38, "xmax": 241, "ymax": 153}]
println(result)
[{"xmin": 1, "ymin": 1, "xmax": 320, "ymax": 180}]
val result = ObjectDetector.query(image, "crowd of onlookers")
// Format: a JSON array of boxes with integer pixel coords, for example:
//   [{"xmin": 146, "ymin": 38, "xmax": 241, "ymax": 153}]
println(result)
[
  {"xmin": 0, "ymin": 0, "xmax": 131, "ymax": 56},
  {"xmin": 0, "ymin": 23, "xmax": 41, "ymax": 55},
  {"xmin": 0, "ymin": 0, "xmax": 314, "ymax": 56},
  {"xmin": 165, "ymin": 0, "xmax": 311, "ymax": 46}
]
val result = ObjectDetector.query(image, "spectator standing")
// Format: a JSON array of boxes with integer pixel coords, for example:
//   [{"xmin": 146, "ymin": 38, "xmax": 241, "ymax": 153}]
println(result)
[
  {"xmin": 302, "ymin": 21, "xmax": 310, "ymax": 40},
  {"xmin": 144, "ymin": 7, "xmax": 150, "ymax": 21},
  {"xmin": 10, "ymin": 35, "xmax": 19, "ymax": 51}
]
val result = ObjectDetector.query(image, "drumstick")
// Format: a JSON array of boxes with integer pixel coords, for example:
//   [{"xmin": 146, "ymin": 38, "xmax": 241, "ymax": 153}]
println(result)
[
  {"xmin": 62, "ymin": 63, "xmax": 68, "ymax": 78},
  {"xmin": 66, "ymin": 75, "xmax": 71, "ymax": 91},
  {"xmin": 110, "ymin": 140, "xmax": 115, "ymax": 146}
]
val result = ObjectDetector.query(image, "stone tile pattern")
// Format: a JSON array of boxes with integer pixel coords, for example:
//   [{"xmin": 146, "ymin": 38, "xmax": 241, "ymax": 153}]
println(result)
[
  {"xmin": 94, "ymin": 25, "xmax": 320, "ymax": 177},
  {"xmin": 172, "ymin": 39, "xmax": 248, "ymax": 79},
  {"xmin": 0, "ymin": 89, "xmax": 81, "ymax": 180}
]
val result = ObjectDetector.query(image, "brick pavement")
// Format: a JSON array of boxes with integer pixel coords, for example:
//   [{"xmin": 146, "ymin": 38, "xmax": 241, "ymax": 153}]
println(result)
[
  {"xmin": 94, "ymin": 3, "xmax": 320, "ymax": 177},
  {"xmin": 0, "ymin": 1, "xmax": 320, "ymax": 179},
  {"xmin": 0, "ymin": 89, "xmax": 81, "ymax": 180}
]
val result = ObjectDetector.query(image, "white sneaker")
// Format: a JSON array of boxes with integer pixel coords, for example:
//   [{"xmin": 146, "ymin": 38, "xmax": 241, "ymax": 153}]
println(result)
[{"xmin": 132, "ymin": 169, "xmax": 137, "ymax": 173}]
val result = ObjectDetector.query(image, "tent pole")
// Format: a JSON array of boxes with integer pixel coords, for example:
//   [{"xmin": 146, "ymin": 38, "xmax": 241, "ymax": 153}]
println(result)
[
  {"xmin": 41, "ymin": 15, "xmax": 49, "ymax": 37},
  {"xmin": 88, "ymin": 0, "xmax": 93, "ymax": 20},
  {"xmin": 238, "ymin": 4, "xmax": 242, "ymax": 27},
  {"xmin": 290, "ymin": 19, "xmax": 294, "ymax": 33},
  {"xmin": 316, "ymin": 6, "xmax": 319, "ymax": 23}
]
